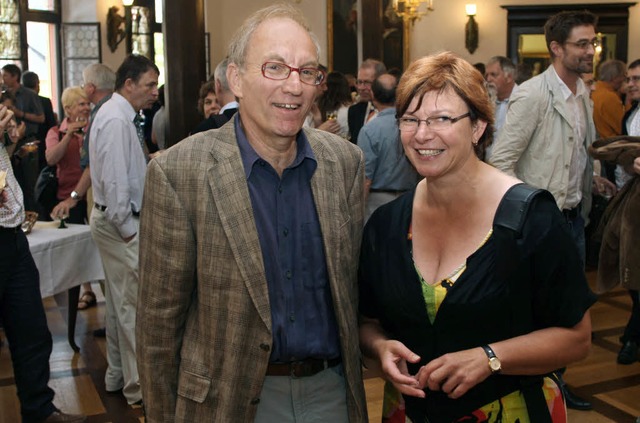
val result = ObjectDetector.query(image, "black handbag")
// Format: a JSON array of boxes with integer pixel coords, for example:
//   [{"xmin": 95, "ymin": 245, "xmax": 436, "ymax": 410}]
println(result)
[{"xmin": 35, "ymin": 165, "xmax": 58, "ymax": 214}]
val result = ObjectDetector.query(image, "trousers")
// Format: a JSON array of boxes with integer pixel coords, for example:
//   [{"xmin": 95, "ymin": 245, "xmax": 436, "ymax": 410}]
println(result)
[
  {"xmin": 89, "ymin": 209, "xmax": 141, "ymax": 404},
  {"xmin": 0, "ymin": 228, "xmax": 56, "ymax": 422}
]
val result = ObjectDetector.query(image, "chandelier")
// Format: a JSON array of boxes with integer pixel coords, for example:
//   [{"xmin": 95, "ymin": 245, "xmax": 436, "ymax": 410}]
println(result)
[{"xmin": 392, "ymin": 0, "xmax": 434, "ymax": 24}]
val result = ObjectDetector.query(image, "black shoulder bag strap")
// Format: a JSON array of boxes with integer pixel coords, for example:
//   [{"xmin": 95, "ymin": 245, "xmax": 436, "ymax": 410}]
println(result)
[{"xmin": 494, "ymin": 183, "xmax": 554, "ymax": 423}]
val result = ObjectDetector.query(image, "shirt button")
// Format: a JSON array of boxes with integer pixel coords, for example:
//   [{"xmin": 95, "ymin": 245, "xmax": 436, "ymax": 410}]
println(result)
[
  {"xmin": 278, "ymin": 187, "xmax": 283, "ymax": 194},
  {"xmin": 259, "ymin": 343, "xmax": 270, "ymax": 351},
  {"xmin": 250, "ymin": 398, "xmax": 260, "ymax": 405},
  {"xmin": 283, "ymin": 228, "xmax": 289, "ymax": 236},
  {"xmin": 286, "ymin": 270, "xmax": 292, "ymax": 279},
  {"xmin": 289, "ymin": 314, "xmax": 295, "ymax": 322}
]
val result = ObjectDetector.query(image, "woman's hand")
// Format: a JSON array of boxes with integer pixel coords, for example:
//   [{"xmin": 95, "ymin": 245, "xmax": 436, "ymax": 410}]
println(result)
[
  {"xmin": 415, "ymin": 347, "xmax": 491, "ymax": 399},
  {"xmin": 65, "ymin": 118, "xmax": 86, "ymax": 134},
  {"xmin": 376, "ymin": 339, "xmax": 425, "ymax": 398}
]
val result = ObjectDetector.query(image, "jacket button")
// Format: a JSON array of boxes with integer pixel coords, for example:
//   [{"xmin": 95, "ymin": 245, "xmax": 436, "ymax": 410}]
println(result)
[
  {"xmin": 251, "ymin": 397, "xmax": 260, "ymax": 405},
  {"xmin": 260, "ymin": 343, "xmax": 270, "ymax": 351}
]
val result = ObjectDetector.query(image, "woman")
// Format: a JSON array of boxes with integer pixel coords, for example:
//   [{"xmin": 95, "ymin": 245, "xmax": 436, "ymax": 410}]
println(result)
[
  {"xmin": 197, "ymin": 80, "xmax": 221, "ymax": 119},
  {"xmin": 46, "ymin": 86, "xmax": 96, "ymax": 310},
  {"xmin": 318, "ymin": 71, "xmax": 352, "ymax": 139},
  {"xmin": 358, "ymin": 52, "xmax": 596, "ymax": 422}
]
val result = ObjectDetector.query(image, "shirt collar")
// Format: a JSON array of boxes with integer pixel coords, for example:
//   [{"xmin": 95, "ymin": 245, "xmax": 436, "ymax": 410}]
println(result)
[
  {"xmin": 220, "ymin": 101, "xmax": 239, "ymax": 115},
  {"xmin": 551, "ymin": 65, "xmax": 587, "ymax": 101},
  {"xmin": 234, "ymin": 113, "xmax": 317, "ymax": 180},
  {"xmin": 112, "ymin": 92, "xmax": 138, "ymax": 120}
]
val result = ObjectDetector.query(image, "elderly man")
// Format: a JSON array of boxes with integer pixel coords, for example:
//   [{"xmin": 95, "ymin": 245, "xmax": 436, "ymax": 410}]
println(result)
[
  {"xmin": 348, "ymin": 58, "xmax": 387, "ymax": 143},
  {"xmin": 89, "ymin": 55, "xmax": 159, "ymax": 406},
  {"xmin": 491, "ymin": 10, "xmax": 616, "ymax": 411},
  {"xmin": 191, "ymin": 58, "xmax": 239, "ymax": 134},
  {"xmin": 1, "ymin": 105, "xmax": 86, "ymax": 423},
  {"xmin": 136, "ymin": 4, "xmax": 367, "ymax": 422},
  {"xmin": 484, "ymin": 56, "xmax": 517, "ymax": 161}
]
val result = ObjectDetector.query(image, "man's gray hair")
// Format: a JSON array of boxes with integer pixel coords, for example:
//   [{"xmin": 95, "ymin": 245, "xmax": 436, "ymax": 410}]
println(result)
[
  {"xmin": 227, "ymin": 3, "xmax": 320, "ymax": 69},
  {"xmin": 487, "ymin": 56, "xmax": 517, "ymax": 79},
  {"xmin": 214, "ymin": 57, "xmax": 230, "ymax": 91},
  {"xmin": 597, "ymin": 59, "xmax": 626, "ymax": 82},
  {"xmin": 361, "ymin": 59, "xmax": 387, "ymax": 78},
  {"xmin": 82, "ymin": 63, "xmax": 116, "ymax": 91}
]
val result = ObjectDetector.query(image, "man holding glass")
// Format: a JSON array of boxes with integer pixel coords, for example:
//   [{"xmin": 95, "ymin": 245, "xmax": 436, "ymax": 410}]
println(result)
[{"xmin": 137, "ymin": 4, "xmax": 367, "ymax": 422}]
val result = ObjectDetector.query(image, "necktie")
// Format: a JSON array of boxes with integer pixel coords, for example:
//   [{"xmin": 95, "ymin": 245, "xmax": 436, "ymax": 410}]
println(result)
[{"xmin": 133, "ymin": 113, "xmax": 147, "ymax": 159}]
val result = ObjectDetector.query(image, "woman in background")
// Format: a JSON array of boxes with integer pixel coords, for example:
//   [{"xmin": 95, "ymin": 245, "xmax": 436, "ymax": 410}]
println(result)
[{"xmin": 46, "ymin": 86, "xmax": 96, "ymax": 310}]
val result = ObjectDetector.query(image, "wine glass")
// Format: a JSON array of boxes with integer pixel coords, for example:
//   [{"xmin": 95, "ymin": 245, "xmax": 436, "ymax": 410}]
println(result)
[{"xmin": 76, "ymin": 116, "xmax": 88, "ymax": 135}]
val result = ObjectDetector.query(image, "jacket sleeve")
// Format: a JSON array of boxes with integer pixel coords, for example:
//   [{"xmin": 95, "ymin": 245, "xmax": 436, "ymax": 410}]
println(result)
[
  {"xmin": 489, "ymin": 84, "xmax": 543, "ymax": 176},
  {"xmin": 137, "ymin": 158, "xmax": 197, "ymax": 422}
]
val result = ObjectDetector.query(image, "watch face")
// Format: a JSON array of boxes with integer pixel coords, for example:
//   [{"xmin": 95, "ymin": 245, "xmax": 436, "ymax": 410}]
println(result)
[{"xmin": 489, "ymin": 357, "xmax": 502, "ymax": 372}]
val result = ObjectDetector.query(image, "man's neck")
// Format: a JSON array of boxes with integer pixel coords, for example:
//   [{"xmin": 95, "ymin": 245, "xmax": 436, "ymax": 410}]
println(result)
[
  {"xmin": 92, "ymin": 90, "xmax": 113, "ymax": 105},
  {"xmin": 497, "ymin": 83, "xmax": 515, "ymax": 101},
  {"xmin": 372, "ymin": 101, "xmax": 393, "ymax": 111},
  {"xmin": 553, "ymin": 62, "xmax": 580, "ymax": 94}
]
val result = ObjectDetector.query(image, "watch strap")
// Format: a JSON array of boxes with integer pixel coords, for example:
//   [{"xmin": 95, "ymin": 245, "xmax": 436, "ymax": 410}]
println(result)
[{"xmin": 481, "ymin": 344, "xmax": 497, "ymax": 359}]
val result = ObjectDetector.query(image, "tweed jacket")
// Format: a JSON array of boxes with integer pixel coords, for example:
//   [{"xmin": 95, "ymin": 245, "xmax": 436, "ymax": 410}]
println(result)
[
  {"xmin": 137, "ymin": 119, "xmax": 368, "ymax": 422},
  {"xmin": 490, "ymin": 65, "xmax": 595, "ymax": 220}
]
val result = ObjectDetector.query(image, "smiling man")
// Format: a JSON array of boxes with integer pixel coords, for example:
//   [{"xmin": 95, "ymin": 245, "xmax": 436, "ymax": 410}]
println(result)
[
  {"xmin": 136, "ymin": 4, "xmax": 367, "ymax": 422},
  {"xmin": 490, "ymin": 10, "xmax": 616, "ymax": 411},
  {"xmin": 89, "ymin": 54, "xmax": 159, "ymax": 407}
]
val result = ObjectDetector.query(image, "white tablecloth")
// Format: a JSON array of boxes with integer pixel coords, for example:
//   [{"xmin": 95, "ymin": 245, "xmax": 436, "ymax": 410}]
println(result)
[{"xmin": 27, "ymin": 221, "xmax": 105, "ymax": 298}]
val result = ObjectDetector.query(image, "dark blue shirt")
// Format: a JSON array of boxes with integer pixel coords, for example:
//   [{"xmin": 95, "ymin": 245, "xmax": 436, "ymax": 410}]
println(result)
[{"xmin": 234, "ymin": 114, "xmax": 340, "ymax": 362}]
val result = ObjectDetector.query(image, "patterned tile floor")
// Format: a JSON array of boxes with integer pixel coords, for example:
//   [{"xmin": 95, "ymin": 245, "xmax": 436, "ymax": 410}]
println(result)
[{"xmin": 1, "ymin": 272, "xmax": 639, "ymax": 422}]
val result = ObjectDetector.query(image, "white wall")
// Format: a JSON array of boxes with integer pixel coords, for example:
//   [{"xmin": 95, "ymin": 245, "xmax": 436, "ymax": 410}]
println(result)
[
  {"xmin": 63, "ymin": 0, "xmax": 127, "ymax": 73},
  {"xmin": 207, "ymin": 0, "xmax": 640, "ymax": 71}
]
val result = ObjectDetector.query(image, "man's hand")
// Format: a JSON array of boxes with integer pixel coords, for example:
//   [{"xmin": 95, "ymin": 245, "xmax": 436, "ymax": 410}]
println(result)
[
  {"xmin": 51, "ymin": 197, "xmax": 78, "ymax": 220},
  {"xmin": 634, "ymin": 157, "xmax": 640, "ymax": 175},
  {"xmin": 592, "ymin": 174, "xmax": 617, "ymax": 198}
]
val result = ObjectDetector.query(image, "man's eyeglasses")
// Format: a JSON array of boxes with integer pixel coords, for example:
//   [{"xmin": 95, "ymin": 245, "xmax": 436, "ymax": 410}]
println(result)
[
  {"xmin": 261, "ymin": 62, "xmax": 325, "ymax": 86},
  {"xmin": 565, "ymin": 39, "xmax": 601, "ymax": 50},
  {"xmin": 398, "ymin": 112, "xmax": 471, "ymax": 133},
  {"xmin": 626, "ymin": 75, "xmax": 640, "ymax": 84},
  {"xmin": 356, "ymin": 79, "xmax": 373, "ymax": 86}
]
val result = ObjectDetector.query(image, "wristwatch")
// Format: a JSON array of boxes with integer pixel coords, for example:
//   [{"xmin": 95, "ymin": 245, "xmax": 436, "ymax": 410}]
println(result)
[
  {"xmin": 481, "ymin": 345, "xmax": 502, "ymax": 374},
  {"xmin": 70, "ymin": 190, "xmax": 80, "ymax": 200}
]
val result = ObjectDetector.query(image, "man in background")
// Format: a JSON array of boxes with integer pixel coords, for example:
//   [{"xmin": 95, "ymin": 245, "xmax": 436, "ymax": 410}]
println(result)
[
  {"xmin": 358, "ymin": 73, "xmax": 417, "ymax": 221},
  {"xmin": 21, "ymin": 71, "xmax": 56, "ymax": 172},
  {"xmin": 348, "ymin": 58, "xmax": 386, "ymax": 143},
  {"xmin": 484, "ymin": 56, "xmax": 517, "ymax": 161},
  {"xmin": 191, "ymin": 57, "xmax": 239, "ymax": 134},
  {"xmin": 89, "ymin": 55, "xmax": 158, "ymax": 406},
  {"xmin": 490, "ymin": 10, "xmax": 614, "ymax": 411}
]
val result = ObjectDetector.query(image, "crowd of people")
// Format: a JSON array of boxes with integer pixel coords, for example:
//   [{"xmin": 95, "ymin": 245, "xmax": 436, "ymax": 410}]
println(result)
[{"xmin": 1, "ymin": 3, "xmax": 639, "ymax": 423}]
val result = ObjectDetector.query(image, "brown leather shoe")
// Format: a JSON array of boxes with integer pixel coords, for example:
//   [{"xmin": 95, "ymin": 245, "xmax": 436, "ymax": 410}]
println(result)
[{"xmin": 41, "ymin": 410, "xmax": 87, "ymax": 422}]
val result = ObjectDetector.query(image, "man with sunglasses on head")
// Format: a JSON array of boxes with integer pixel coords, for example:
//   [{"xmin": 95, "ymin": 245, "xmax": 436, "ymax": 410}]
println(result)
[
  {"xmin": 491, "ymin": 10, "xmax": 617, "ymax": 411},
  {"xmin": 137, "ymin": 4, "xmax": 367, "ymax": 422}
]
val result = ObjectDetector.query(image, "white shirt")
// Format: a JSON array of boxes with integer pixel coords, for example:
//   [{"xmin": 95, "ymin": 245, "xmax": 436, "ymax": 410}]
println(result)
[
  {"xmin": 553, "ymin": 67, "xmax": 588, "ymax": 209},
  {"xmin": 89, "ymin": 93, "xmax": 147, "ymax": 238}
]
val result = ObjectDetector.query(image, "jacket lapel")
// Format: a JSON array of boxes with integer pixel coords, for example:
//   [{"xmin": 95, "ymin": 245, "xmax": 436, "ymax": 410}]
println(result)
[{"xmin": 206, "ymin": 122, "xmax": 272, "ymax": 330}]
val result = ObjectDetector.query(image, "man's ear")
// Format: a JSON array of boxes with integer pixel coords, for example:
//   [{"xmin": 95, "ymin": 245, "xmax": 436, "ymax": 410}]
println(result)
[
  {"xmin": 549, "ymin": 41, "xmax": 562, "ymax": 59},
  {"xmin": 227, "ymin": 63, "xmax": 243, "ymax": 99}
]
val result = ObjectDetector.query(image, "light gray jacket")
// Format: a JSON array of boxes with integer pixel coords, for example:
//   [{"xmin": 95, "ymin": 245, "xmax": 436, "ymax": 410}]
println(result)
[{"xmin": 490, "ymin": 65, "xmax": 595, "ymax": 220}]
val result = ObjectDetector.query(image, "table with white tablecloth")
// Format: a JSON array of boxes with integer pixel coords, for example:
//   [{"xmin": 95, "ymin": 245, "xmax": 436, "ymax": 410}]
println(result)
[{"xmin": 27, "ymin": 221, "xmax": 105, "ymax": 351}]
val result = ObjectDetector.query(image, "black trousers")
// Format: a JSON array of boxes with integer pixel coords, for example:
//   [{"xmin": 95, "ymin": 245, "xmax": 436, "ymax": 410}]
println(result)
[
  {"xmin": 623, "ymin": 289, "xmax": 640, "ymax": 343},
  {"xmin": 0, "ymin": 227, "xmax": 56, "ymax": 422}
]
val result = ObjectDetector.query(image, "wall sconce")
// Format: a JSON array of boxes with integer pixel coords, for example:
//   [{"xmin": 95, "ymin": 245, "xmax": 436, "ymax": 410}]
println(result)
[
  {"xmin": 106, "ymin": 0, "xmax": 134, "ymax": 53},
  {"xmin": 465, "ymin": 4, "xmax": 478, "ymax": 54}
]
